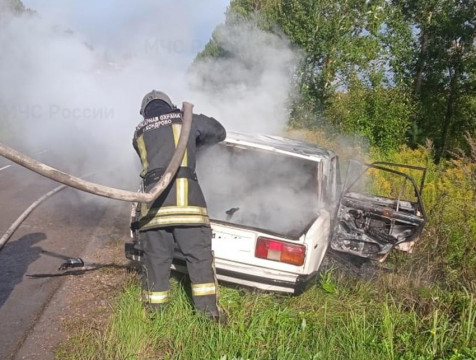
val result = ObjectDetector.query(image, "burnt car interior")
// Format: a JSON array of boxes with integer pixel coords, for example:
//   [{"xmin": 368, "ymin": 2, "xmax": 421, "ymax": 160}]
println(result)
[
  {"xmin": 331, "ymin": 162, "xmax": 427, "ymax": 261},
  {"xmin": 197, "ymin": 143, "xmax": 320, "ymax": 239}
]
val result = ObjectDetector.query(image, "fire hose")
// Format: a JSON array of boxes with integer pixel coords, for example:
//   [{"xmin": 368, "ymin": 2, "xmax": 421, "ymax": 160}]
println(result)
[
  {"xmin": 0, "ymin": 102, "xmax": 193, "ymax": 250},
  {"xmin": 0, "ymin": 171, "xmax": 97, "ymax": 251},
  {"xmin": 0, "ymin": 184, "xmax": 66, "ymax": 251}
]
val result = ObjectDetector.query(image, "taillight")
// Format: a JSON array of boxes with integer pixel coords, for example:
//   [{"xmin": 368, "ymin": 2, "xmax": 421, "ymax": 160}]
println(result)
[{"xmin": 255, "ymin": 237, "xmax": 306, "ymax": 266}]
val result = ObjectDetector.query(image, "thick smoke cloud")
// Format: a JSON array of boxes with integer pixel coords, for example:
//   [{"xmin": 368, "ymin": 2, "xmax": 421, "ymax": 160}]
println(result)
[
  {"xmin": 189, "ymin": 21, "xmax": 300, "ymax": 134},
  {"xmin": 0, "ymin": 0, "xmax": 227, "ymax": 178},
  {"xmin": 197, "ymin": 143, "xmax": 319, "ymax": 237},
  {"xmin": 1, "ymin": 1, "xmax": 299, "ymax": 182},
  {"xmin": 1, "ymin": 1, "xmax": 317, "ymax": 234}
]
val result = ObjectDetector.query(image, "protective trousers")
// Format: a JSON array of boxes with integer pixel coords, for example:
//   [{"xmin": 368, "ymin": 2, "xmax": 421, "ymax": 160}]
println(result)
[{"xmin": 140, "ymin": 226, "xmax": 219, "ymax": 317}]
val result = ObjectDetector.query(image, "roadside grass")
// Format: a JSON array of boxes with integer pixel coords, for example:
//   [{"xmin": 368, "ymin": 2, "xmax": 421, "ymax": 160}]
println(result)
[{"xmin": 58, "ymin": 269, "xmax": 476, "ymax": 360}]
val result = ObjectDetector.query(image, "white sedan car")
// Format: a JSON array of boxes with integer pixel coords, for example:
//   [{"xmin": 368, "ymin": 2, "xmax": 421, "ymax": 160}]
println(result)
[{"xmin": 128, "ymin": 132, "xmax": 426, "ymax": 294}]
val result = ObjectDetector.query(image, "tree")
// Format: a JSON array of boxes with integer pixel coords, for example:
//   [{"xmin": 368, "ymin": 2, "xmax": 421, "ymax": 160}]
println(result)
[{"xmin": 392, "ymin": 0, "xmax": 476, "ymax": 160}]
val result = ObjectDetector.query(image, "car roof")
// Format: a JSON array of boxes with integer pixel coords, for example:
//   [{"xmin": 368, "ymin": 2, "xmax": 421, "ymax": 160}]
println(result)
[{"xmin": 223, "ymin": 131, "xmax": 336, "ymax": 161}]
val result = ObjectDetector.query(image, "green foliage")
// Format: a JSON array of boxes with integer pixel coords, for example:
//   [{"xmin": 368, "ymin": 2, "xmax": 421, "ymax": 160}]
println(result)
[
  {"xmin": 326, "ymin": 75, "xmax": 413, "ymax": 152},
  {"xmin": 2, "ymin": 0, "xmax": 26, "ymax": 13},
  {"xmin": 266, "ymin": 0, "xmax": 397, "ymax": 136},
  {"xmin": 195, "ymin": 25, "xmax": 229, "ymax": 61},
  {"xmin": 1, "ymin": 0, "xmax": 36, "ymax": 16},
  {"xmin": 398, "ymin": 0, "xmax": 476, "ymax": 160}
]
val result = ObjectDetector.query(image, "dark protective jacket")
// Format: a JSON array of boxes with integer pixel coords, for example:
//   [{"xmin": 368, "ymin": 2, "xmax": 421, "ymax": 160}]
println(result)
[{"xmin": 133, "ymin": 101, "xmax": 226, "ymax": 230}]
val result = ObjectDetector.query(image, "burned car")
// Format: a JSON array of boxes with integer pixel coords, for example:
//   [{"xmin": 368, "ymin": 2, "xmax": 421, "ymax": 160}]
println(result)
[{"xmin": 127, "ymin": 132, "xmax": 426, "ymax": 294}]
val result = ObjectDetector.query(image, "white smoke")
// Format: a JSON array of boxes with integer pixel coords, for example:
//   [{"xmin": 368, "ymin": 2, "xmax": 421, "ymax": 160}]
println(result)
[
  {"xmin": 189, "ymin": 20, "xmax": 300, "ymax": 134},
  {"xmin": 0, "ymin": 1, "xmax": 299, "ymax": 181},
  {"xmin": 185, "ymin": 19, "xmax": 311, "ymax": 234},
  {"xmin": 0, "ymin": 0, "xmax": 228, "ymax": 180},
  {"xmin": 1, "ymin": 1, "xmax": 315, "ymax": 234},
  {"xmin": 197, "ymin": 143, "xmax": 319, "ymax": 236}
]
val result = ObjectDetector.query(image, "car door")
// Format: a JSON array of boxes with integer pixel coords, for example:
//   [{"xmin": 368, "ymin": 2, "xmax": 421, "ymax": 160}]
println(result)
[{"xmin": 330, "ymin": 161, "xmax": 427, "ymax": 261}]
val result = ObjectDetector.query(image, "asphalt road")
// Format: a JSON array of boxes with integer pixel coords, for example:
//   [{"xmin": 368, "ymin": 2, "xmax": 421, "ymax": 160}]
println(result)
[{"xmin": 0, "ymin": 149, "xmax": 133, "ymax": 360}]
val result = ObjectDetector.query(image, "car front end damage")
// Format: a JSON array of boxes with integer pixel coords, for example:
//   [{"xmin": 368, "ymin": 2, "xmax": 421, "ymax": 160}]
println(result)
[{"xmin": 330, "ymin": 162, "xmax": 427, "ymax": 261}]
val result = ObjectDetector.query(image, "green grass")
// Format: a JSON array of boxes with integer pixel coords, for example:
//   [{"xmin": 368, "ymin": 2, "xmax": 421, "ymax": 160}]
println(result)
[{"xmin": 57, "ymin": 270, "xmax": 476, "ymax": 360}]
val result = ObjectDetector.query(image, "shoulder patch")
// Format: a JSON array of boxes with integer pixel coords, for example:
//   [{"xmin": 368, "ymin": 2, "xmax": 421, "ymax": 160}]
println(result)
[{"xmin": 135, "ymin": 113, "xmax": 182, "ymax": 136}]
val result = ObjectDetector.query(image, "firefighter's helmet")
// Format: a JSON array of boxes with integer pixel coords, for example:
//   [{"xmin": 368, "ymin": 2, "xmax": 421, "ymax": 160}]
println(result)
[{"xmin": 140, "ymin": 90, "xmax": 175, "ymax": 115}]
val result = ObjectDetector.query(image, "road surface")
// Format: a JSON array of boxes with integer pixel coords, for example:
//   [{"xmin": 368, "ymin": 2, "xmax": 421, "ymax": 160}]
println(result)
[{"xmin": 0, "ymin": 149, "xmax": 132, "ymax": 359}]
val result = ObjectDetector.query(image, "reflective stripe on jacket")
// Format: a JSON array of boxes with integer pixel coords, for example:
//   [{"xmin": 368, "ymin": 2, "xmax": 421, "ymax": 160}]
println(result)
[{"xmin": 133, "ymin": 105, "xmax": 226, "ymax": 230}]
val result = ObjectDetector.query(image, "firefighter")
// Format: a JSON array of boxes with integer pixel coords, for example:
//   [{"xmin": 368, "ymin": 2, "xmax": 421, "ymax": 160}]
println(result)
[{"xmin": 133, "ymin": 90, "xmax": 226, "ymax": 321}]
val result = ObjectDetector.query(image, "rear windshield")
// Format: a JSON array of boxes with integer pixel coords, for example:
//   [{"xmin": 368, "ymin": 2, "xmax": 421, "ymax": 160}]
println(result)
[{"xmin": 196, "ymin": 143, "xmax": 319, "ymax": 238}]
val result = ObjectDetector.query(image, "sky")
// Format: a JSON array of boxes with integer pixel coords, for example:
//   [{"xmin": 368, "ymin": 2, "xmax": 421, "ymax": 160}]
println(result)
[{"xmin": 22, "ymin": 0, "xmax": 230, "ymax": 67}]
